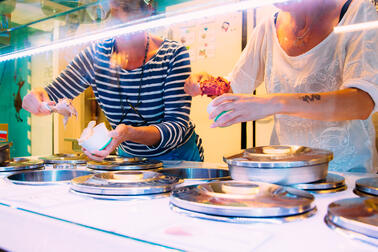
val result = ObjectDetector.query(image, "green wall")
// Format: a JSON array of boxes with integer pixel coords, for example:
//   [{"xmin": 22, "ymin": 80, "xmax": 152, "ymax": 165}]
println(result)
[
  {"xmin": 0, "ymin": 25, "xmax": 32, "ymax": 158},
  {"xmin": 156, "ymin": 0, "xmax": 191, "ymax": 12}
]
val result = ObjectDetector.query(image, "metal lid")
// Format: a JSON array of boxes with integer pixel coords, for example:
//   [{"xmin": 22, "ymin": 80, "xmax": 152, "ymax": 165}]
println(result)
[
  {"xmin": 71, "ymin": 170, "xmax": 182, "ymax": 196},
  {"xmin": 7, "ymin": 170, "xmax": 93, "ymax": 185},
  {"xmin": 170, "ymin": 181, "xmax": 315, "ymax": 217},
  {"xmin": 0, "ymin": 158, "xmax": 44, "ymax": 172},
  {"xmin": 224, "ymin": 145, "xmax": 333, "ymax": 168},
  {"xmin": 157, "ymin": 168, "xmax": 230, "ymax": 181},
  {"xmin": 39, "ymin": 153, "xmax": 88, "ymax": 165},
  {"xmin": 325, "ymin": 197, "xmax": 378, "ymax": 239},
  {"xmin": 170, "ymin": 203, "xmax": 317, "ymax": 224},
  {"xmin": 71, "ymin": 190, "xmax": 170, "ymax": 200},
  {"xmin": 355, "ymin": 177, "xmax": 378, "ymax": 197},
  {"xmin": 292, "ymin": 173, "xmax": 346, "ymax": 191},
  {"xmin": 87, "ymin": 156, "xmax": 163, "ymax": 171}
]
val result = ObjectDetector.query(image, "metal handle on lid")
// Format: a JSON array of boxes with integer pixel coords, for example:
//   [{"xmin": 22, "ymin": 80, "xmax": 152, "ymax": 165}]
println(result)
[
  {"xmin": 244, "ymin": 145, "xmax": 310, "ymax": 160},
  {"xmin": 261, "ymin": 145, "xmax": 307, "ymax": 155}
]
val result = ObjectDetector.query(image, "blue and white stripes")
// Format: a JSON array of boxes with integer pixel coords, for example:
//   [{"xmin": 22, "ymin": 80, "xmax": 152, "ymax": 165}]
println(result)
[{"xmin": 45, "ymin": 38, "xmax": 197, "ymax": 157}]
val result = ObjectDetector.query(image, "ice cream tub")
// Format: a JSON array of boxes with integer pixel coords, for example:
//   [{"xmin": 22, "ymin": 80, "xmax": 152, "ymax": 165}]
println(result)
[{"xmin": 78, "ymin": 121, "xmax": 112, "ymax": 152}]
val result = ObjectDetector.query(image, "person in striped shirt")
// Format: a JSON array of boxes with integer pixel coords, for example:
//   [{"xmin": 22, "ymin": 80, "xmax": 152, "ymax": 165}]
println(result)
[{"xmin": 22, "ymin": 0, "xmax": 204, "ymax": 162}]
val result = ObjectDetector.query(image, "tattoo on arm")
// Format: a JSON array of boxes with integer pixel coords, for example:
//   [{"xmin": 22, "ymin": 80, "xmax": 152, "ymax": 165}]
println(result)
[{"xmin": 300, "ymin": 94, "xmax": 321, "ymax": 103}]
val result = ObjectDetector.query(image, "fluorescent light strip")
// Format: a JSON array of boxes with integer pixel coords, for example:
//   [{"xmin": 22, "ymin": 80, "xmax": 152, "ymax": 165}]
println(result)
[
  {"xmin": 334, "ymin": 20, "xmax": 378, "ymax": 34},
  {"xmin": 0, "ymin": 0, "xmax": 287, "ymax": 62}
]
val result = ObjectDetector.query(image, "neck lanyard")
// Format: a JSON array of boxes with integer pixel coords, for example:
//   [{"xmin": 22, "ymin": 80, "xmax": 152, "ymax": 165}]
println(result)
[{"xmin": 115, "ymin": 33, "xmax": 150, "ymax": 126}]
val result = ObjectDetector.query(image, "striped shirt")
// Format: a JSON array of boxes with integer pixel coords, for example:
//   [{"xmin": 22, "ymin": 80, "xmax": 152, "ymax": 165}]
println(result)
[{"xmin": 46, "ymin": 38, "xmax": 198, "ymax": 158}]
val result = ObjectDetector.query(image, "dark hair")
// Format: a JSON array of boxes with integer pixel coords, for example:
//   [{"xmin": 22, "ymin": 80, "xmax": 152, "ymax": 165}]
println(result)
[{"xmin": 113, "ymin": 0, "xmax": 154, "ymax": 13}]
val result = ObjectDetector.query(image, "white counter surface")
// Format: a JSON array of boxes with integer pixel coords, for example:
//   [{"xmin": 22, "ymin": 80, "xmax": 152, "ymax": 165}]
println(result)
[{"xmin": 0, "ymin": 161, "xmax": 376, "ymax": 252}]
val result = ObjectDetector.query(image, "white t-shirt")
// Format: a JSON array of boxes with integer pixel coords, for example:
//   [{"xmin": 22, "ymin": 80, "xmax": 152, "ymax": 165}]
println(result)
[{"xmin": 230, "ymin": 0, "xmax": 378, "ymax": 172}]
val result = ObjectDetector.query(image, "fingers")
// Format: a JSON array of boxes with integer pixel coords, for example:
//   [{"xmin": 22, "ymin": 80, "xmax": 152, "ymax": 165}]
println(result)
[
  {"xmin": 209, "ymin": 101, "xmax": 235, "ymax": 120},
  {"xmin": 83, "ymin": 146, "xmax": 113, "ymax": 161},
  {"xmin": 96, "ymin": 137, "xmax": 119, "ymax": 155},
  {"xmin": 184, "ymin": 76, "xmax": 201, "ymax": 96},
  {"xmin": 184, "ymin": 72, "xmax": 216, "ymax": 97},
  {"xmin": 211, "ymin": 94, "xmax": 240, "ymax": 106},
  {"xmin": 105, "ymin": 139, "xmax": 120, "ymax": 153},
  {"xmin": 208, "ymin": 95, "xmax": 240, "ymax": 120},
  {"xmin": 209, "ymin": 94, "xmax": 252, "ymax": 119},
  {"xmin": 91, "ymin": 149, "xmax": 109, "ymax": 158},
  {"xmin": 22, "ymin": 94, "xmax": 45, "ymax": 114},
  {"xmin": 22, "ymin": 95, "xmax": 36, "ymax": 113},
  {"xmin": 83, "ymin": 149, "xmax": 107, "ymax": 162},
  {"xmin": 22, "ymin": 89, "xmax": 53, "ymax": 115},
  {"xmin": 222, "ymin": 115, "xmax": 244, "ymax": 127},
  {"xmin": 108, "ymin": 130, "xmax": 119, "ymax": 138},
  {"xmin": 211, "ymin": 111, "xmax": 243, "ymax": 128},
  {"xmin": 38, "ymin": 102, "xmax": 53, "ymax": 115},
  {"xmin": 82, "ymin": 125, "xmax": 126, "ymax": 162}
]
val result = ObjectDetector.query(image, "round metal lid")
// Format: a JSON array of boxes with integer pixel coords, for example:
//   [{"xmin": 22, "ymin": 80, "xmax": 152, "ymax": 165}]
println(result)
[
  {"xmin": 325, "ymin": 197, "xmax": 378, "ymax": 239},
  {"xmin": 355, "ymin": 177, "xmax": 378, "ymax": 197},
  {"xmin": 71, "ymin": 189, "xmax": 170, "ymax": 200},
  {"xmin": 157, "ymin": 168, "xmax": 230, "ymax": 181},
  {"xmin": 170, "ymin": 203, "xmax": 317, "ymax": 224},
  {"xmin": 71, "ymin": 170, "xmax": 182, "ymax": 196},
  {"xmin": 86, "ymin": 156, "xmax": 163, "ymax": 171},
  {"xmin": 353, "ymin": 189, "xmax": 376, "ymax": 198},
  {"xmin": 170, "ymin": 181, "xmax": 315, "ymax": 218},
  {"xmin": 306, "ymin": 186, "xmax": 347, "ymax": 194},
  {"xmin": 292, "ymin": 173, "xmax": 346, "ymax": 190},
  {"xmin": 7, "ymin": 170, "xmax": 93, "ymax": 185},
  {"xmin": 0, "ymin": 158, "xmax": 44, "ymax": 172},
  {"xmin": 39, "ymin": 153, "xmax": 88, "ymax": 165},
  {"xmin": 224, "ymin": 145, "xmax": 333, "ymax": 168}
]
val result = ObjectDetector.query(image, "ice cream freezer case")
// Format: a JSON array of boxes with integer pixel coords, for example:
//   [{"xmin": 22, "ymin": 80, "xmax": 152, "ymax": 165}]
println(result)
[{"xmin": 0, "ymin": 161, "xmax": 376, "ymax": 252}]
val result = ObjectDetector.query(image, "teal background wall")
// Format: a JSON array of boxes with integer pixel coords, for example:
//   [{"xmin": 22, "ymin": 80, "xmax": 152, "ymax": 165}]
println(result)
[
  {"xmin": 156, "ymin": 0, "xmax": 191, "ymax": 12},
  {"xmin": 0, "ymin": 26, "xmax": 32, "ymax": 158}
]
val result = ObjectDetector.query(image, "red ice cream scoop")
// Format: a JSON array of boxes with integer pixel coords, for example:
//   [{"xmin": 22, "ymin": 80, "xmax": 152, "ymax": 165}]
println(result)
[{"xmin": 200, "ymin": 77, "xmax": 230, "ymax": 96}]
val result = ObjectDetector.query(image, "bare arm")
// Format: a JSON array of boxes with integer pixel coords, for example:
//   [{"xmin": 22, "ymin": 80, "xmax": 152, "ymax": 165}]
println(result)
[
  {"xmin": 121, "ymin": 125, "xmax": 161, "ymax": 146},
  {"xmin": 276, "ymin": 88, "xmax": 374, "ymax": 121},
  {"xmin": 210, "ymin": 88, "xmax": 374, "ymax": 128}
]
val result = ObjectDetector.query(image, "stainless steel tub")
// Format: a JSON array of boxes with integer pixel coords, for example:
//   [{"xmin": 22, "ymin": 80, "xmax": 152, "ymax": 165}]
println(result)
[
  {"xmin": 7, "ymin": 169, "xmax": 93, "ymax": 185},
  {"xmin": 158, "ymin": 168, "xmax": 230, "ymax": 181},
  {"xmin": 224, "ymin": 145, "xmax": 333, "ymax": 185},
  {"xmin": 229, "ymin": 163, "xmax": 329, "ymax": 185}
]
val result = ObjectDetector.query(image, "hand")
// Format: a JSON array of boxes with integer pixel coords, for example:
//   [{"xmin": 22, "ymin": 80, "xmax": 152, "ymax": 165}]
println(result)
[
  {"xmin": 83, "ymin": 124, "xmax": 129, "ymax": 161},
  {"xmin": 209, "ymin": 94, "xmax": 278, "ymax": 128},
  {"xmin": 184, "ymin": 72, "xmax": 215, "ymax": 97},
  {"xmin": 22, "ymin": 88, "xmax": 55, "ymax": 115}
]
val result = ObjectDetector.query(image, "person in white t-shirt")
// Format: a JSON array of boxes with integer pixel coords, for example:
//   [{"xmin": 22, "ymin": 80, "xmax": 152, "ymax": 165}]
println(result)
[{"xmin": 185, "ymin": 0, "xmax": 378, "ymax": 173}]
